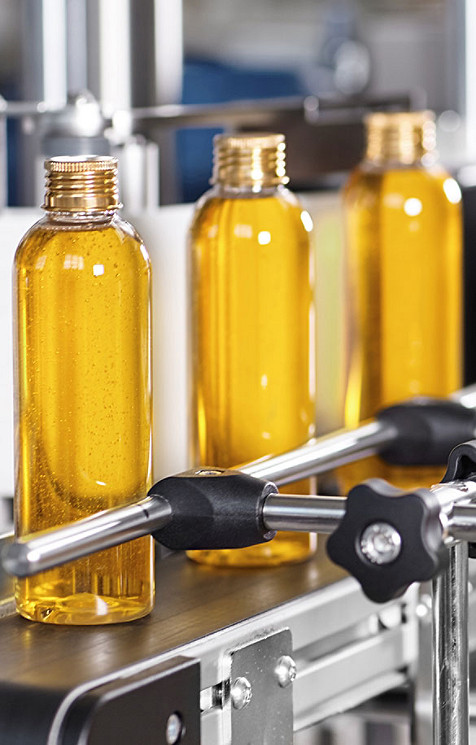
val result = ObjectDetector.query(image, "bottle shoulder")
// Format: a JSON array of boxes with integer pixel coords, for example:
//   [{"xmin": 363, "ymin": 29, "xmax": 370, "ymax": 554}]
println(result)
[
  {"xmin": 344, "ymin": 161, "xmax": 461, "ymax": 209},
  {"xmin": 15, "ymin": 212, "xmax": 150, "ymax": 269},
  {"xmin": 190, "ymin": 186, "xmax": 308, "ymax": 231}
]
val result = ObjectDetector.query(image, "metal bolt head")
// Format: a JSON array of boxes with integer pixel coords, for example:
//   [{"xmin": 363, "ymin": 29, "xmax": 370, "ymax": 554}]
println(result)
[
  {"xmin": 166, "ymin": 712, "xmax": 183, "ymax": 745},
  {"xmin": 231, "ymin": 677, "xmax": 252, "ymax": 709},
  {"xmin": 360, "ymin": 522, "xmax": 402, "ymax": 565},
  {"xmin": 194, "ymin": 468, "xmax": 224, "ymax": 476},
  {"xmin": 275, "ymin": 655, "xmax": 297, "ymax": 687}
]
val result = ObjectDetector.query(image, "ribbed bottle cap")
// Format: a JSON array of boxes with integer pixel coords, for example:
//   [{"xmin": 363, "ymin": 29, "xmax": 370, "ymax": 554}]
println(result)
[
  {"xmin": 365, "ymin": 111, "xmax": 436, "ymax": 165},
  {"xmin": 43, "ymin": 155, "xmax": 120, "ymax": 212},
  {"xmin": 211, "ymin": 133, "xmax": 289, "ymax": 188}
]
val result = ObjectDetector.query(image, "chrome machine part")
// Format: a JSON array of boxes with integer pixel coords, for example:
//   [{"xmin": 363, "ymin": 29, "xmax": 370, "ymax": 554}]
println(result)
[
  {"xmin": 275, "ymin": 655, "xmax": 297, "ymax": 688},
  {"xmin": 230, "ymin": 677, "xmax": 253, "ymax": 711},
  {"xmin": 242, "ymin": 382, "xmax": 476, "ymax": 486},
  {"xmin": 359, "ymin": 523, "xmax": 402, "ymax": 566},
  {"xmin": 452, "ymin": 384, "xmax": 476, "ymax": 409},
  {"xmin": 4, "ymin": 473, "xmax": 476, "ymax": 582},
  {"xmin": 263, "ymin": 494, "xmax": 346, "ymax": 533},
  {"xmin": 3, "ymin": 473, "xmax": 476, "ymax": 582},
  {"xmin": 225, "ymin": 630, "xmax": 294, "ymax": 745},
  {"xmin": 433, "ymin": 542, "xmax": 469, "ymax": 745},
  {"xmin": 242, "ymin": 420, "xmax": 398, "ymax": 485},
  {"xmin": 3, "ymin": 495, "xmax": 171, "ymax": 578}
]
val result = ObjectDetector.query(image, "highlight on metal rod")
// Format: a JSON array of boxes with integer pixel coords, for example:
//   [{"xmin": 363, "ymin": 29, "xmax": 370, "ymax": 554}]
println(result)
[
  {"xmin": 241, "ymin": 420, "xmax": 398, "ymax": 485},
  {"xmin": 2, "ymin": 496, "xmax": 171, "ymax": 578},
  {"xmin": 263, "ymin": 494, "xmax": 346, "ymax": 533},
  {"xmin": 242, "ymin": 382, "xmax": 476, "ymax": 487},
  {"xmin": 432, "ymin": 542, "xmax": 469, "ymax": 745}
]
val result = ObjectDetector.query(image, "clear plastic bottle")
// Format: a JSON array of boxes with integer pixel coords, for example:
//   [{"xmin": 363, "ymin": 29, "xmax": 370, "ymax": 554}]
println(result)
[
  {"xmin": 188, "ymin": 133, "xmax": 317, "ymax": 567},
  {"xmin": 341, "ymin": 111, "xmax": 462, "ymax": 491},
  {"xmin": 14, "ymin": 156, "xmax": 154, "ymax": 624}
]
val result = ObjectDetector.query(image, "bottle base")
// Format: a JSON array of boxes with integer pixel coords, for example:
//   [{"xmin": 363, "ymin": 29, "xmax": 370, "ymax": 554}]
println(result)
[
  {"xmin": 187, "ymin": 532, "xmax": 317, "ymax": 568},
  {"xmin": 16, "ymin": 592, "xmax": 153, "ymax": 625}
]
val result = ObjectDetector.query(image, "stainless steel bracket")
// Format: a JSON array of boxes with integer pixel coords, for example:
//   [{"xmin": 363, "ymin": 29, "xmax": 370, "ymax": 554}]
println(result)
[{"xmin": 222, "ymin": 629, "xmax": 294, "ymax": 745}]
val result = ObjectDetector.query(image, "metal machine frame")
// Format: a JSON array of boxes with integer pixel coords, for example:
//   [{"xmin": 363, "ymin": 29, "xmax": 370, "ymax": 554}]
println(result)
[{"xmin": 4, "ymin": 387, "xmax": 476, "ymax": 743}]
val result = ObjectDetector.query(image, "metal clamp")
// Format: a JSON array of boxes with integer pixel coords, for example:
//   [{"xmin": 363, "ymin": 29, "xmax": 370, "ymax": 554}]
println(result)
[{"xmin": 224, "ymin": 630, "xmax": 294, "ymax": 745}]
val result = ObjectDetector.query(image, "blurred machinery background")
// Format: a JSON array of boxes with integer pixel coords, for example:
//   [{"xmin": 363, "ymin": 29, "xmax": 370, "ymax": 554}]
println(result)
[
  {"xmin": 0, "ymin": 3, "xmax": 475, "ymax": 743},
  {"xmin": 0, "ymin": 0, "xmax": 471, "ymax": 206}
]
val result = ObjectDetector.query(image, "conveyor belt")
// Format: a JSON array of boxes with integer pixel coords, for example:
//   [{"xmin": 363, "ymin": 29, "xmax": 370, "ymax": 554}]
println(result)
[
  {"xmin": 0, "ymin": 544, "xmax": 346, "ymax": 689},
  {"xmin": 0, "ymin": 541, "xmax": 418, "ymax": 744}
]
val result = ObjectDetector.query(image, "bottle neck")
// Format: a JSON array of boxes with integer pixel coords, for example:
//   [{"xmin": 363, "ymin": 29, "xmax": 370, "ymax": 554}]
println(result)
[
  {"xmin": 211, "ymin": 182, "xmax": 283, "ymax": 199},
  {"xmin": 44, "ymin": 208, "xmax": 119, "ymax": 225}
]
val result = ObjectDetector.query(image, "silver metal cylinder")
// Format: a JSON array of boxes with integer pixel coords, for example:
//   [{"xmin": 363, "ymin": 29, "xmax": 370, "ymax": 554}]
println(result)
[
  {"xmin": 451, "ymin": 383, "xmax": 476, "ymax": 409},
  {"xmin": 448, "ymin": 503, "xmax": 476, "ymax": 542},
  {"xmin": 2, "ymin": 495, "xmax": 171, "ymax": 578},
  {"xmin": 240, "ymin": 382, "xmax": 476, "ymax": 487},
  {"xmin": 432, "ymin": 542, "xmax": 469, "ymax": 745},
  {"xmin": 263, "ymin": 494, "xmax": 346, "ymax": 533},
  {"xmin": 241, "ymin": 420, "xmax": 398, "ymax": 486}
]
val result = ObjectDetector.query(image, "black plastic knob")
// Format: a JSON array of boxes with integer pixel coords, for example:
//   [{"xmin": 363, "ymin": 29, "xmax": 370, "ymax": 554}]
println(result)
[
  {"xmin": 149, "ymin": 468, "xmax": 277, "ymax": 550},
  {"xmin": 326, "ymin": 478, "xmax": 447, "ymax": 603}
]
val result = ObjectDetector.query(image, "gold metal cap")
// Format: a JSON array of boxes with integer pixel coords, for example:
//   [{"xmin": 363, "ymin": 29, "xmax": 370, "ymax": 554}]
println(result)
[
  {"xmin": 211, "ymin": 133, "xmax": 289, "ymax": 189},
  {"xmin": 43, "ymin": 155, "xmax": 120, "ymax": 212},
  {"xmin": 365, "ymin": 111, "xmax": 437, "ymax": 165}
]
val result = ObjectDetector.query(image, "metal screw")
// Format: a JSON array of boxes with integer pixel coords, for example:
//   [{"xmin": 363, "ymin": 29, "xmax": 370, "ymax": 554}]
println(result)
[
  {"xmin": 360, "ymin": 522, "xmax": 402, "ymax": 565},
  {"xmin": 194, "ymin": 468, "xmax": 224, "ymax": 476},
  {"xmin": 275, "ymin": 655, "xmax": 297, "ymax": 687},
  {"xmin": 231, "ymin": 677, "xmax": 252, "ymax": 709},
  {"xmin": 166, "ymin": 712, "xmax": 183, "ymax": 745}
]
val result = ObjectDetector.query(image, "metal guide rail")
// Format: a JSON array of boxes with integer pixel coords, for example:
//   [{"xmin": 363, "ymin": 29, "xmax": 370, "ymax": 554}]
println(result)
[{"xmin": 4, "ymin": 386, "xmax": 476, "ymax": 744}]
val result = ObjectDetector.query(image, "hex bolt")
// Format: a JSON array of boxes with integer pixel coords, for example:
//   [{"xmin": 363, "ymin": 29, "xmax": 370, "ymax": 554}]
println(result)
[
  {"xmin": 166, "ymin": 712, "xmax": 184, "ymax": 745},
  {"xmin": 231, "ymin": 677, "xmax": 253, "ymax": 709},
  {"xmin": 275, "ymin": 655, "xmax": 297, "ymax": 687},
  {"xmin": 360, "ymin": 522, "xmax": 402, "ymax": 565}
]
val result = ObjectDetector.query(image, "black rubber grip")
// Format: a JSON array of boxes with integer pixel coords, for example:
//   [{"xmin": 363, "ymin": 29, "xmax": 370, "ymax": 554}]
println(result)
[
  {"xmin": 377, "ymin": 398, "xmax": 476, "ymax": 466},
  {"xmin": 149, "ymin": 468, "xmax": 277, "ymax": 550}
]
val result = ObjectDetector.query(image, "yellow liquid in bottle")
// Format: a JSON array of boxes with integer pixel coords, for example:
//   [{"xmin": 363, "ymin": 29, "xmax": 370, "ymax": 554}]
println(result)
[
  {"xmin": 14, "ymin": 215, "xmax": 153, "ymax": 624},
  {"xmin": 188, "ymin": 188, "xmax": 317, "ymax": 567},
  {"xmin": 341, "ymin": 165, "xmax": 462, "ymax": 492}
]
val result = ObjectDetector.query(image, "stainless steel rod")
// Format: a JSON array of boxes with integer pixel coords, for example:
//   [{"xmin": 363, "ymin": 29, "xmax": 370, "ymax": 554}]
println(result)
[
  {"xmin": 431, "ymin": 481, "xmax": 476, "ymax": 510},
  {"xmin": 432, "ymin": 542, "xmax": 469, "ymax": 745},
  {"xmin": 6, "ymin": 478, "xmax": 476, "ymax": 578},
  {"xmin": 448, "ymin": 504, "xmax": 476, "ymax": 542},
  {"xmin": 263, "ymin": 494, "xmax": 346, "ymax": 533},
  {"xmin": 241, "ymin": 421, "xmax": 398, "ymax": 485},
  {"xmin": 263, "ymin": 482, "xmax": 476, "ymax": 537},
  {"xmin": 4, "ymin": 383, "xmax": 476, "ymax": 578},
  {"xmin": 2, "ymin": 496, "xmax": 171, "ymax": 578},
  {"xmin": 451, "ymin": 383, "xmax": 476, "ymax": 409},
  {"xmin": 240, "ymin": 383, "xmax": 476, "ymax": 486},
  {"xmin": 2, "ymin": 493, "xmax": 344, "ymax": 577}
]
